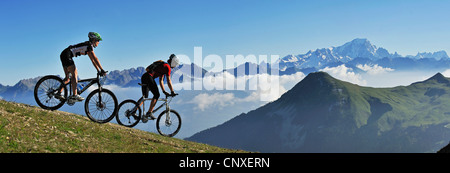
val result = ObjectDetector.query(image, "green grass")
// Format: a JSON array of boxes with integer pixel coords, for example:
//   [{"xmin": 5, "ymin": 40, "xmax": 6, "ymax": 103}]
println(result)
[
  {"xmin": 363, "ymin": 77, "xmax": 449, "ymax": 130},
  {"xmin": 0, "ymin": 100, "xmax": 246, "ymax": 153},
  {"xmin": 311, "ymin": 72, "xmax": 450, "ymax": 132}
]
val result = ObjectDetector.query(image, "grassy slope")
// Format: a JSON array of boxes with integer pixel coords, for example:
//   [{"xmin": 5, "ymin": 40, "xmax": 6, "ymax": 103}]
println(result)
[
  {"xmin": 323, "ymin": 72, "xmax": 450, "ymax": 129},
  {"xmin": 0, "ymin": 100, "xmax": 245, "ymax": 153}
]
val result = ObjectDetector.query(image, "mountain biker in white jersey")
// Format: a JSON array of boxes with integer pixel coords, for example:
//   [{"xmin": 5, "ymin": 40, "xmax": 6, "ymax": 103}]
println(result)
[{"xmin": 58, "ymin": 32, "xmax": 106, "ymax": 101}]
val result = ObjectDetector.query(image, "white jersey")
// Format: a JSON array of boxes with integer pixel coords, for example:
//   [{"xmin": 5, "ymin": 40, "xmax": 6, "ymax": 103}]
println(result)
[{"xmin": 69, "ymin": 41, "xmax": 94, "ymax": 57}]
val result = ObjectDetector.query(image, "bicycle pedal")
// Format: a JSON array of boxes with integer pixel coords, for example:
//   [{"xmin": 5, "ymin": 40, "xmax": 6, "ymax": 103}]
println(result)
[
  {"xmin": 67, "ymin": 99, "xmax": 75, "ymax": 106},
  {"xmin": 142, "ymin": 117, "xmax": 149, "ymax": 123}
]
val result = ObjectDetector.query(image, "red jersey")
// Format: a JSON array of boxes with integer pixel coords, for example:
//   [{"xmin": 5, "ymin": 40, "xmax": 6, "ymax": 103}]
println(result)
[{"xmin": 149, "ymin": 63, "xmax": 171, "ymax": 78}]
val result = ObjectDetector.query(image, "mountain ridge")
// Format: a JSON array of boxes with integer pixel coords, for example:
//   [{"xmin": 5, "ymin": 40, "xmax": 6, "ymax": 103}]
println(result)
[
  {"xmin": 187, "ymin": 71, "xmax": 450, "ymax": 152},
  {"xmin": 277, "ymin": 38, "xmax": 449, "ymax": 70},
  {"xmin": 1, "ymin": 38, "xmax": 450, "ymax": 100}
]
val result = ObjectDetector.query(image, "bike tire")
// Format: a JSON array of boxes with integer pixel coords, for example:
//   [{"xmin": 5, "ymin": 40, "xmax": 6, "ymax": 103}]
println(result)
[
  {"xmin": 156, "ymin": 109, "xmax": 182, "ymax": 137},
  {"xmin": 84, "ymin": 88, "xmax": 118, "ymax": 123},
  {"xmin": 34, "ymin": 75, "xmax": 67, "ymax": 110},
  {"xmin": 116, "ymin": 99, "xmax": 141, "ymax": 128}
]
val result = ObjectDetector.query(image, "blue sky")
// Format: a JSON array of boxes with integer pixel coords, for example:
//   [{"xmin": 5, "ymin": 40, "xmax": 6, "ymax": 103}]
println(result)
[{"xmin": 0, "ymin": 0, "xmax": 449, "ymax": 85}]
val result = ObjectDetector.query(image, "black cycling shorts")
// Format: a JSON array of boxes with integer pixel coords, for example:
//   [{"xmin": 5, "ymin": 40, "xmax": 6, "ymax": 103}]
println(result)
[
  {"xmin": 141, "ymin": 72, "xmax": 160, "ymax": 100},
  {"xmin": 60, "ymin": 47, "xmax": 75, "ymax": 68}
]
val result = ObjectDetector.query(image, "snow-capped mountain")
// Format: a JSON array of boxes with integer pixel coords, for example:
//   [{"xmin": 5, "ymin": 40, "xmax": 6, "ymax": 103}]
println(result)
[
  {"xmin": 277, "ymin": 38, "xmax": 447, "ymax": 70},
  {"xmin": 407, "ymin": 50, "xmax": 450, "ymax": 60},
  {"xmin": 278, "ymin": 38, "xmax": 392, "ymax": 70},
  {"xmin": 334, "ymin": 38, "xmax": 391, "ymax": 60}
]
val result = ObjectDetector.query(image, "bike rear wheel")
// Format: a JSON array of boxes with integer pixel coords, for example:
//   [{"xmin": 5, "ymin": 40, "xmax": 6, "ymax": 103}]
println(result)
[
  {"xmin": 34, "ymin": 75, "xmax": 67, "ymax": 110},
  {"xmin": 116, "ymin": 99, "xmax": 141, "ymax": 127},
  {"xmin": 156, "ymin": 110, "xmax": 182, "ymax": 137},
  {"xmin": 85, "ymin": 88, "xmax": 118, "ymax": 123}
]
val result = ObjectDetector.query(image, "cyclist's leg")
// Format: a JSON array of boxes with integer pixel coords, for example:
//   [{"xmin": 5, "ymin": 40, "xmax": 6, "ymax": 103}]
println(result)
[
  {"xmin": 141, "ymin": 72, "xmax": 159, "ymax": 113},
  {"xmin": 148, "ymin": 79, "xmax": 160, "ymax": 113},
  {"xmin": 69, "ymin": 65, "xmax": 84, "ymax": 101},
  {"xmin": 58, "ymin": 67, "xmax": 70, "ymax": 94},
  {"xmin": 66, "ymin": 65, "xmax": 79, "ymax": 98},
  {"xmin": 140, "ymin": 73, "xmax": 151, "ymax": 107},
  {"xmin": 60, "ymin": 48, "xmax": 74, "ymax": 94},
  {"xmin": 62, "ymin": 67, "xmax": 70, "ymax": 84}
]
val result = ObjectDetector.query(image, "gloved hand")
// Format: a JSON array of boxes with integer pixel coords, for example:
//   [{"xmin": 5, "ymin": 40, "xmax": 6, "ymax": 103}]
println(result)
[
  {"xmin": 163, "ymin": 91, "xmax": 170, "ymax": 97},
  {"xmin": 99, "ymin": 69, "xmax": 107, "ymax": 77},
  {"xmin": 163, "ymin": 91, "xmax": 178, "ymax": 97}
]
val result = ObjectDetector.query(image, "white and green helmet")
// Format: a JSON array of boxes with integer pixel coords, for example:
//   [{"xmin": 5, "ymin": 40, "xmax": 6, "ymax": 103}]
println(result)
[{"xmin": 88, "ymin": 32, "xmax": 102, "ymax": 41}]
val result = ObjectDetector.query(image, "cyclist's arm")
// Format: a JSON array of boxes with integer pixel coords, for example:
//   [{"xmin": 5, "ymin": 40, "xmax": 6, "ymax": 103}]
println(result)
[
  {"xmin": 159, "ymin": 75, "xmax": 166, "ymax": 93},
  {"xmin": 166, "ymin": 74, "xmax": 174, "ymax": 93},
  {"xmin": 160, "ymin": 75, "xmax": 174, "ymax": 93},
  {"xmin": 87, "ymin": 51, "xmax": 104, "ymax": 72}
]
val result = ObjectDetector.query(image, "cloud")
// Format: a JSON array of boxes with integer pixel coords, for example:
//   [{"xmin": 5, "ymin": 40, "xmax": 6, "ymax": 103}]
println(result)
[
  {"xmin": 190, "ymin": 93, "xmax": 235, "ymax": 111},
  {"xmin": 189, "ymin": 91, "xmax": 268, "ymax": 112},
  {"xmin": 101, "ymin": 84, "xmax": 143, "ymax": 101},
  {"xmin": 361, "ymin": 70, "xmax": 437, "ymax": 87},
  {"xmin": 356, "ymin": 64, "xmax": 394, "ymax": 75},
  {"xmin": 320, "ymin": 65, "xmax": 367, "ymax": 86},
  {"xmin": 226, "ymin": 71, "xmax": 305, "ymax": 102},
  {"xmin": 261, "ymin": 71, "xmax": 306, "ymax": 101},
  {"xmin": 442, "ymin": 69, "xmax": 450, "ymax": 77},
  {"xmin": 187, "ymin": 71, "xmax": 306, "ymax": 111}
]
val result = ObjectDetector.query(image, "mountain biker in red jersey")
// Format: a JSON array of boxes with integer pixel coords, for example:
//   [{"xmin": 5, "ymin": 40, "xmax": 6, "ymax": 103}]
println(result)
[
  {"xmin": 58, "ymin": 32, "xmax": 106, "ymax": 101},
  {"xmin": 140, "ymin": 54, "xmax": 179, "ymax": 122}
]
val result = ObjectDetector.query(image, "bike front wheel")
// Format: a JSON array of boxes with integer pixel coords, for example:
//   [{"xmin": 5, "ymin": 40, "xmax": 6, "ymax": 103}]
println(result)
[
  {"xmin": 116, "ymin": 99, "xmax": 141, "ymax": 128},
  {"xmin": 156, "ymin": 110, "xmax": 182, "ymax": 137},
  {"xmin": 34, "ymin": 75, "xmax": 67, "ymax": 110},
  {"xmin": 85, "ymin": 88, "xmax": 118, "ymax": 123}
]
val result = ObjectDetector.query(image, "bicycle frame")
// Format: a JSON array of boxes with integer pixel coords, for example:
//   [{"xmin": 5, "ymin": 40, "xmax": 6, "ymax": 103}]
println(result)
[
  {"xmin": 138, "ymin": 96, "xmax": 173, "ymax": 116},
  {"xmin": 116, "ymin": 86, "xmax": 180, "ymax": 136},
  {"xmin": 35, "ymin": 72, "xmax": 118, "ymax": 124},
  {"xmin": 59, "ymin": 74, "xmax": 105, "ymax": 97}
]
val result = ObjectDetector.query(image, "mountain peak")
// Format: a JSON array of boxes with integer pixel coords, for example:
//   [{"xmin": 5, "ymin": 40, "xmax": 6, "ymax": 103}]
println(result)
[
  {"xmin": 334, "ymin": 38, "xmax": 386, "ymax": 60},
  {"xmin": 349, "ymin": 38, "xmax": 371, "ymax": 44},
  {"xmin": 280, "ymin": 71, "xmax": 343, "ymax": 102},
  {"xmin": 304, "ymin": 71, "xmax": 334, "ymax": 80},
  {"xmin": 344, "ymin": 38, "xmax": 373, "ymax": 48},
  {"xmin": 432, "ymin": 72, "xmax": 445, "ymax": 78},
  {"xmin": 295, "ymin": 71, "xmax": 337, "ymax": 87},
  {"xmin": 410, "ymin": 50, "xmax": 450, "ymax": 60},
  {"xmin": 413, "ymin": 73, "xmax": 450, "ymax": 85},
  {"xmin": 426, "ymin": 73, "xmax": 449, "ymax": 83}
]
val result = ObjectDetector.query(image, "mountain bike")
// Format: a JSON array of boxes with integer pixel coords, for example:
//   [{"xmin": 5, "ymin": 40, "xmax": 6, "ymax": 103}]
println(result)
[
  {"xmin": 33, "ymin": 72, "xmax": 118, "ymax": 123},
  {"xmin": 116, "ymin": 83, "xmax": 181, "ymax": 137}
]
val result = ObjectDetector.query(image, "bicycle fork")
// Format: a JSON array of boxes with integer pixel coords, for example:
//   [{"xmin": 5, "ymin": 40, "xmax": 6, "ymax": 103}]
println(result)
[{"xmin": 164, "ymin": 100, "xmax": 172, "ymax": 125}]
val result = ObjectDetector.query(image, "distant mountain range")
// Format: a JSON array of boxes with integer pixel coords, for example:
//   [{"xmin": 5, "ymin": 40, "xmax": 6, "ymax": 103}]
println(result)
[
  {"xmin": 0, "ymin": 76, "xmax": 40, "ymax": 100},
  {"xmin": 0, "ymin": 63, "xmax": 205, "ymax": 101},
  {"xmin": 278, "ymin": 38, "xmax": 450, "ymax": 72},
  {"xmin": 2, "ymin": 38, "xmax": 450, "ymax": 144},
  {"xmin": 2, "ymin": 38, "xmax": 449, "ymax": 100},
  {"xmin": 187, "ymin": 72, "xmax": 450, "ymax": 152}
]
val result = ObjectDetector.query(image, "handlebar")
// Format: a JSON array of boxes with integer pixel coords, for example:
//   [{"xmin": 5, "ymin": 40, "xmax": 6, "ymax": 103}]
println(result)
[
  {"xmin": 97, "ymin": 70, "xmax": 108, "ymax": 78},
  {"xmin": 166, "ymin": 93, "xmax": 178, "ymax": 97},
  {"xmin": 139, "ymin": 83, "xmax": 178, "ymax": 98}
]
